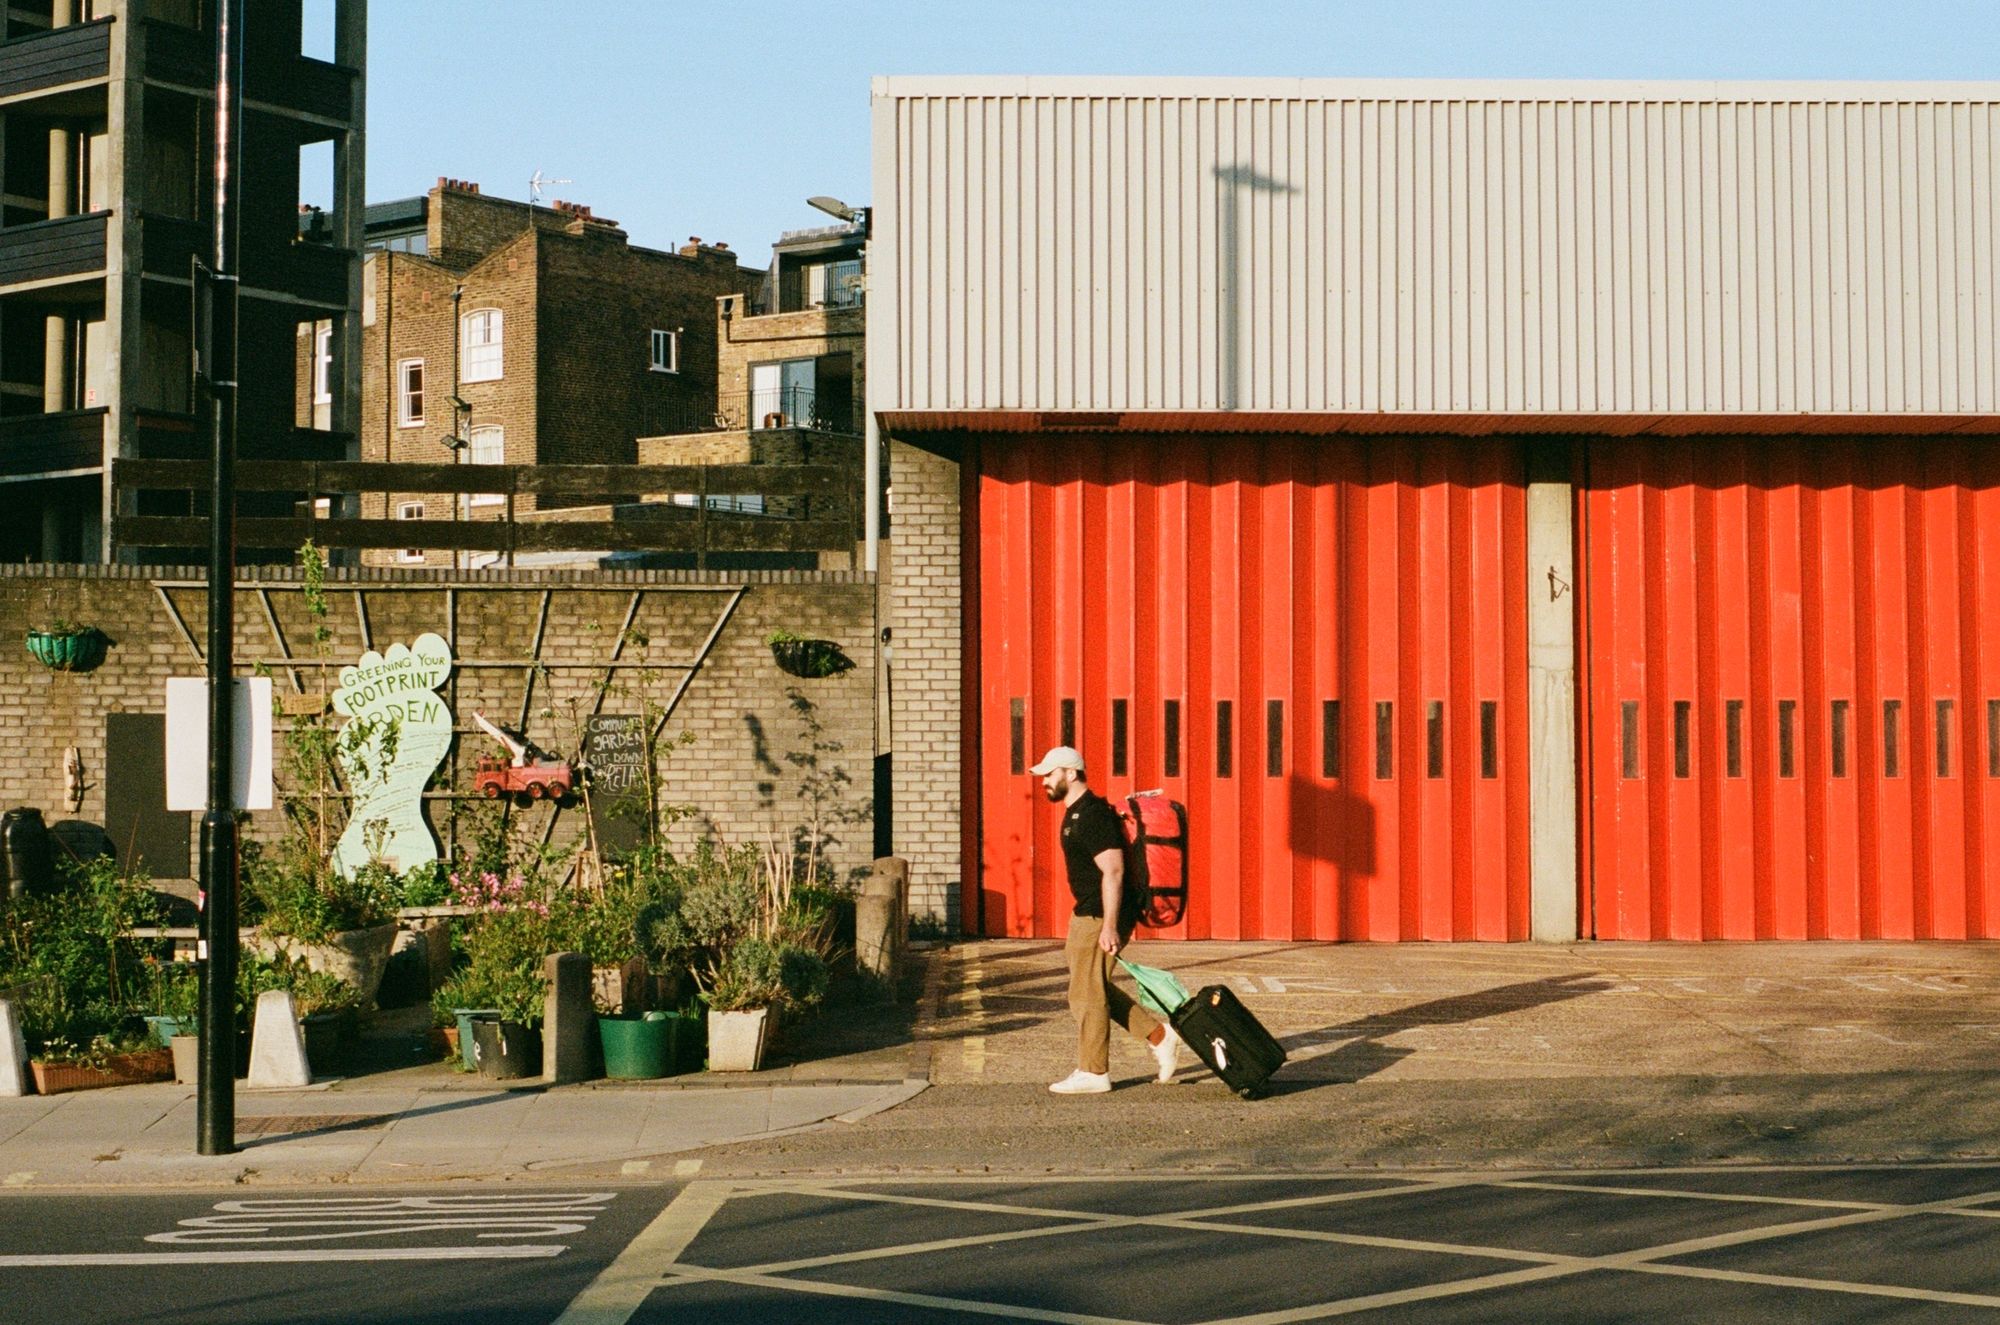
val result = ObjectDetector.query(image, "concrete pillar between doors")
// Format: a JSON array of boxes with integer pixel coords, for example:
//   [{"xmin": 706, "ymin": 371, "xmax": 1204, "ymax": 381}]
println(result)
[{"xmin": 1526, "ymin": 438, "xmax": 1580, "ymax": 941}]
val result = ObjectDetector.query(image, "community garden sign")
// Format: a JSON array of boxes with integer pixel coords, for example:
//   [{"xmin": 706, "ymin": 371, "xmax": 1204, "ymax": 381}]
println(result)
[{"xmin": 331, "ymin": 632, "xmax": 454, "ymax": 877}]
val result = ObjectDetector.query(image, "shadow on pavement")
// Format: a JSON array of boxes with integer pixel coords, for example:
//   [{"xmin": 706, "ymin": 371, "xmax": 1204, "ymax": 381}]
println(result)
[{"xmin": 1268, "ymin": 972, "xmax": 1616, "ymax": 1089}]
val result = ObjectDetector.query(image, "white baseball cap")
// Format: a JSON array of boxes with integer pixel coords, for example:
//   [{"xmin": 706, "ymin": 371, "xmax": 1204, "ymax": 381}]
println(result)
[{"xmin": 1028, "ymin": 746, "xmax": 1085, "ymax": 775}]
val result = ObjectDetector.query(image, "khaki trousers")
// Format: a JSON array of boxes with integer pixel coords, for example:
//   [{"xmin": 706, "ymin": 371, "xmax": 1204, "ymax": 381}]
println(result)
[{"xmin": 1064, "ymin": 913, "xmax": 1161, "ymax": 1075}]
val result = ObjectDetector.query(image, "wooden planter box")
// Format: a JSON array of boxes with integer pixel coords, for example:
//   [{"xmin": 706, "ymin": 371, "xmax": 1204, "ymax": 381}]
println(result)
[{"xmin": 29, "ymin": 1047, "xmax": 173, "ymax": 1095}]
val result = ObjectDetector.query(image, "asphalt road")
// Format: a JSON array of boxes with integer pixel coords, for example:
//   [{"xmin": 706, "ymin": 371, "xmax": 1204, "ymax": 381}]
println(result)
[{"xmin": 7, "ymin": 1166, "xmax": 2000, "ymax": 1323}]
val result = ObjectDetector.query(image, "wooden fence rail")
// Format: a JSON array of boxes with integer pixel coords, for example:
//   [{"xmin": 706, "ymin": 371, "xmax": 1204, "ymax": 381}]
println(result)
[{"xmin": 111, "ymin": 459, "xmax": 858, "ymax": 557}]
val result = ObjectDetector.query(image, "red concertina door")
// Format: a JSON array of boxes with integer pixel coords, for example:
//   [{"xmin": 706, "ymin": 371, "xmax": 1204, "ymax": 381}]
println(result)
[
  {"xmin": 971, "ymin": 433, "xmax": 1531, "ymax": 942},
  {"xmin": 1582, "ymin": 436, "xmax": 2000, "ymax": 940}
]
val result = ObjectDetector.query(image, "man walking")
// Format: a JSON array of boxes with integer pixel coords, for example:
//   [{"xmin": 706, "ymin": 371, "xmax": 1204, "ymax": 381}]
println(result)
[{"xmin": 1030, "ymin": 745, "xmax": 1181, "ymax": 1094}]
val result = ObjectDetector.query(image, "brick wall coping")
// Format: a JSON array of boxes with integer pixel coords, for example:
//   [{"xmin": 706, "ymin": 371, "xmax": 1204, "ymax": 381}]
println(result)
[{"xmin": 4, "ymin": 565, "xmax": 875, "ymax": 588}]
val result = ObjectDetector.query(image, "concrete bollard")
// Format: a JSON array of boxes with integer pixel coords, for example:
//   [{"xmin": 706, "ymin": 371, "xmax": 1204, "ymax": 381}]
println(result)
[
  {"xmin": 856, "ymin": 856, "xmax": 910, "ymax": 981},
  {"xmin": 246, "ymin": 990, "xmax": 312, "ymax": 1088},
  {"xmin": 543, "ymin": 952, "xmax": 595, "ymax": 1084},
  {"xmin": 0, "ymin": 999, "xmax": 26, "ymax": 1097}
]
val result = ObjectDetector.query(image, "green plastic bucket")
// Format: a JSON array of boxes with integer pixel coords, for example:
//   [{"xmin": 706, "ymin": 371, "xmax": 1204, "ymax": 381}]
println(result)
[{"xmin": 598, "ymin": 1015, "xmax": 675, "ymax": 1080}]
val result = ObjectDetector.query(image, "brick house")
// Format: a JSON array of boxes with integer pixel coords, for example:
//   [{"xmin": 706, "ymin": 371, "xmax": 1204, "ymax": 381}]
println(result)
[{"xmin": 315, "ymin": 178, "xmax": 761, "ymax": 565}]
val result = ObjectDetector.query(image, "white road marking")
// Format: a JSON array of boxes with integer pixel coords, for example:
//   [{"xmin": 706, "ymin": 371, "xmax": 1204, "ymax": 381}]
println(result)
[
  {"xmin": 661, "ymin": 1263, "xmax": 1148, "ymax": 1325},
  {"xmin": 0, "ymin": 1246, "xmax": 565, "ymax": 1267},
  {"xmin": 148, "ymin": 1192, "xmax": 615, "ymax": 1245},
  {"xmin": 553, "ymin": 1180, "xmax": 732, "ymax": 1325},
  {"xmin": 672, "ymin": 1159, "xmax": 702, "ymax": 1177}
]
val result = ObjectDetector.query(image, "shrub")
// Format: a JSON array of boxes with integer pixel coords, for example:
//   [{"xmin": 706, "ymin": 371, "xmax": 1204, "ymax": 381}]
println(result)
[{"xmin": 241, "ymin": 840, "xmax": 396, "ymax": 943}]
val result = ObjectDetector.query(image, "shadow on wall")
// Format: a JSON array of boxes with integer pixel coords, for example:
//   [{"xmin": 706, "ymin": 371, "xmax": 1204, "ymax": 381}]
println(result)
[
  {"xmin": 1213, "ymin": 162, "xmax": 1298, "ymax": 412},
  {"xmin": 1284, "ymin": 777, "xmax": 1378, "ymax": 874}
]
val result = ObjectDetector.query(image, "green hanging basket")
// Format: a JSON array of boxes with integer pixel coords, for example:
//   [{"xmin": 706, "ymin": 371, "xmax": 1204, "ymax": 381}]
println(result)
[
  {"xmin": 768, "ymin": 635, "xmax": 855, "ymax": 679},
  {"xmin": 26, "ymin": 626, "xmax": 107, "ymax": 673}
]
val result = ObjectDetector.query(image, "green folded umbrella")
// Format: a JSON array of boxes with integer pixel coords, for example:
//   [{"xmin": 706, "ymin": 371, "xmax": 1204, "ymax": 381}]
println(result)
[{"xmin": 1118, "ymin": 957, "xmax": 1191, "ymax": 1017}]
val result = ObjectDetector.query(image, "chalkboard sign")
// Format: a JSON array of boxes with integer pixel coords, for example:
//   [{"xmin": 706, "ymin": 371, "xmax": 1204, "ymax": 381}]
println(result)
[{"xmin": 584, "ymin": 715, "xmax": 649, "ymax": 855}]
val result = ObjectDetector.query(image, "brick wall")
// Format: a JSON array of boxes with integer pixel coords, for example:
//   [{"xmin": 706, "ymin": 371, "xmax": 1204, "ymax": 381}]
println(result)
[
  {"xmin": 0, "ymin": 565, "xmax": 879, "ymax": 888},
  {"xmin": 536, "ymin": 226, "xmax": 754, "ymax": 485},
  {"xmin": 885, "ymin": 437, "xmax": 964, "ymax": 928}
]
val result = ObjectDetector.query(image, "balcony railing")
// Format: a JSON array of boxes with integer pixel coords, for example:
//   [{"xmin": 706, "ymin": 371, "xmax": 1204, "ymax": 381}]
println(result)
[
  {"xmin": 0, "ymin": 212, "xmax": 107, "ymax": 287},
  {"xmin": 748, "ymin": 385, "xmax": 853, "ymax": 434},
  {"xmin": 0, "ymin": 17, "xmax": 110, "ymax": 101},
  {"xmin": 0, "ymin": 408, "xmax": 106, "ymax": 479}
]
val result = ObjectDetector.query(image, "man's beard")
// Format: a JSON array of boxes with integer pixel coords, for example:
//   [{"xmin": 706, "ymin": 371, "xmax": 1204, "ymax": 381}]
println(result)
[{"xmin": 1044, "ymin": 785, "xmax": 1063, "ymax": 802}]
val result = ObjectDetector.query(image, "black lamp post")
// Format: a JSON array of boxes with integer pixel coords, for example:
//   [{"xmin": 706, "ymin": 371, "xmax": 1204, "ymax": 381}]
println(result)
[{"xmin": 195, "ymin": 0, "xmax": 245, "ymax": 1157}]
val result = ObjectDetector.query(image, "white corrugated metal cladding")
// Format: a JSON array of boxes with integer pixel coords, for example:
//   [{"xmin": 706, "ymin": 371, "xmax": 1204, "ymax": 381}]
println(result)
[{"xmin": 869, "ymin": 77, "xmax": 2000, "ymax": 417}]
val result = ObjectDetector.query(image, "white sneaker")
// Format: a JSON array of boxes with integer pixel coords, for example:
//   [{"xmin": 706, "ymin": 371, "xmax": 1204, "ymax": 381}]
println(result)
[
  {"xmin": 1048, "ymin": 1069, "xmax": 1112, "ymax": 1095},
  {"xmin": 1150, "ymin": 1028, "xmax": 1182, "ymax": 1083}
]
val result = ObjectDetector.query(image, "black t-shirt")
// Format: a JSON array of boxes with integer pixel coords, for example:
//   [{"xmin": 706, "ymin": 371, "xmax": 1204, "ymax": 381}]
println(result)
[{"xmin": 1060, "ymin": 789, "xmax": 1132, "ymax": 919}]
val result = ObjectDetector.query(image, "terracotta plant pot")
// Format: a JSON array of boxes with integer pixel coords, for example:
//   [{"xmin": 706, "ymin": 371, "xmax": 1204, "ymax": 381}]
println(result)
[{"xmin": 29, "ymin": 1048, "xmax": 173, "ymax": 1095}]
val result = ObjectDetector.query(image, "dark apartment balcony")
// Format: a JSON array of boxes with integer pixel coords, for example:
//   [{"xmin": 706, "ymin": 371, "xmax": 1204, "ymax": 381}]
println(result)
[
  {"xmin": 143, "ymin": 20, "xmax": 356, "ymax": 124},
  {"xmin": 0, "ymin": 408, "xmax": 106, "ymax": 479},
  {"xmin": 140, "ymin": 18, "xmax": 207, "ymax": 87},
  {"xmin": 247, "ymin": 55, "xmax": 356, "ymax": 122},
  {"xmin": 0, "ymin": 212, "xmax": 108, "ymax": 288},
  {"xmin": 0, "ymin": 18, "xmax": 111, "ymax": 101},
  {"xmin": 244, "ymin": 236, "xmax": 350, "ymax": 306},
  {"xmin": 134, "ymin": 411, "xmax": 351, "ymax": 463},
  {"xmin": 138, "ymin": 213, "xmax": 203, "ymax": 281},
  {"xmin": 145, "ymin": 215, "xmax": 352, "ymax": 306}
]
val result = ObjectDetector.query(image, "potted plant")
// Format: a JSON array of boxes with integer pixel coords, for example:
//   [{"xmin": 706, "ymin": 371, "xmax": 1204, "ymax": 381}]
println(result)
[
  {"xmin": 703, "ymin": 938, "xmax": 783, "ymax": 1071},
  {"xmin": 28, "ymin": 1030, "xmax": 172, "ymax": 1094},
  {"xmin": 766, "ymin": 630, "xmax": 854, "ymax": 679},
  {"xmin": 432, "ymin": 966, "xmax": 504, "ymax": 1073},
  {"xmin": 140, "ymin": 956, "xmax": 201, "ymax": 1048},
  {"xmin": 242, "ymin": 847, "xmax": 400, "ymax": 1007},
  {"xmin": 287, "ymin": 965, "xmax": 362, "ymax": 1077},
  {"xmin": 25, "ymin": 618, "xmax": 108, "ymax": 672},
  {"xmin": 470, "ymin": 968, "xmax": 544, "ymax": 1080}
]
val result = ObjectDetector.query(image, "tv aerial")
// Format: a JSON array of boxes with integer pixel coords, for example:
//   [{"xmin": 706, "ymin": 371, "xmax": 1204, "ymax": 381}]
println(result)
[{"xmin": 528, "ymin": 169, "xmax": 573, "ymax": 205}]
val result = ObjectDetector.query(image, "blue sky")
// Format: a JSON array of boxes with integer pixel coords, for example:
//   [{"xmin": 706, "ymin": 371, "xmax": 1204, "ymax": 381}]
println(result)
[{"xmin": 358, "ymin": 1, "xmax": 2000, "ymax": 271}]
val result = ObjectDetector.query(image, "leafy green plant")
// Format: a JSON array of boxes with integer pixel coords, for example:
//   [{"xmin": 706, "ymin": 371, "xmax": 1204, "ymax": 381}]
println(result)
[
  {"xmin": 142, "ymin": 956, "xmax": 200, "ymax": 1022},
  {"xmin": 285, "ymin": 965, "xmax": 362, "ymax": 1018},
  {"xmin": 241, "ymin": 838, "xmax": 396, "ymax": 942},
  {"xmin": 431, "ymin": 967, "xmax": 500, "ymax": 1029},
  {"xmin": 486, "ymin": 965, "xmax": 546, "ymax": 1028},
  {"xmin": 397, "ymin": 860, "xmax": 451, "ymax": 908},
  {"xmin": 0, "ymin": 855, "xmax": 162, "ymax": 1054}
]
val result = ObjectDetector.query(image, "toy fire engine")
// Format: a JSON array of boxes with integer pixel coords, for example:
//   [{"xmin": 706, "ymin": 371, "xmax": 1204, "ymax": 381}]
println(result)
[{"xmin": 469, "ymin": 710, "xmax": 575, "ymax": 802}]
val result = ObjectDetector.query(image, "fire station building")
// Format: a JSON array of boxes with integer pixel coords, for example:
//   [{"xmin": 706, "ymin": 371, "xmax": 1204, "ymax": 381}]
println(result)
[{"xmin": 870, "ymin": 77, "xmax": 2000, "ymax": 944}]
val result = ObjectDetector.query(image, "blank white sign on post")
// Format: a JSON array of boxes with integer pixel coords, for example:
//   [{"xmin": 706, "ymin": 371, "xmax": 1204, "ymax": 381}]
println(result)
[{"xmin": 165, "ymin": 677, "xmax": 274, "ymax": 811}]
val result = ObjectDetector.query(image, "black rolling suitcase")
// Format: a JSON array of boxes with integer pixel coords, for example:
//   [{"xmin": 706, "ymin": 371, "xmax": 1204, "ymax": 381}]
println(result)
[{"xmin": 1171, "ymin": 984, "xmax": 1286, "ymax": 1098}]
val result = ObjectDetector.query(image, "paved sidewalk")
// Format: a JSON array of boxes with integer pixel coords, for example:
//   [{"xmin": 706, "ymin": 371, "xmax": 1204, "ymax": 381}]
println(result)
[
  {"xmin": 926, "ymin": 939, "xmax": 2000, "ymax": 1090},
  {"xmin": 0, "ymin": 1077, "xmax": 926, "ymax": 1188}
]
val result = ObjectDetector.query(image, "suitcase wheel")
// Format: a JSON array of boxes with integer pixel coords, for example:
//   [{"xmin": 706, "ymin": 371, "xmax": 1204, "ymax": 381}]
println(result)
[{"xmin": 1235, "ymin": 1084, "xmax": 1266, "ymax": 1101}]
